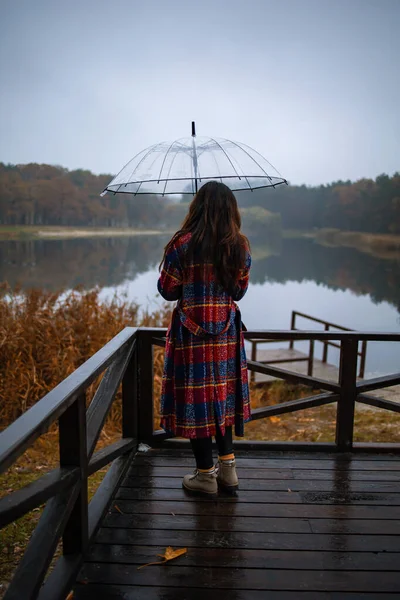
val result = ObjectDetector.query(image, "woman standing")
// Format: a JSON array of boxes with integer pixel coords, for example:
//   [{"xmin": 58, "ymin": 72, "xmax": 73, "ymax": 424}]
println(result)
[{"xmin": 158, "ymin": 181, "xmax": 251, "ymax": 497}]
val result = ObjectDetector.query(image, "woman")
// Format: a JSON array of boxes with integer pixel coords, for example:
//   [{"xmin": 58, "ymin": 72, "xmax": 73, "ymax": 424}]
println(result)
[{"xmin": 157, "ymin": 181, "xmax": 251, "ymax": 497}]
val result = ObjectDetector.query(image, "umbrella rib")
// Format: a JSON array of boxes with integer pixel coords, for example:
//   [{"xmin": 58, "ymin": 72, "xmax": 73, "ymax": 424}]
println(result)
[
  {"xmin": 238, "ymin": 140, "xmax": 284, "ymax": 177},
  {"xmin": 204, "ymin": 139, "xmax": 224, "ymax": 184},
  {"xmin": 157, "ymin": 140, "xmax": 178, "ymax": 183},
  {"xmin": 207, "ymin": 137, "xmax": 244, "ymax": 184},
  {"xmin": 227, "ymin": 139, "xmax": 278, "ymax": 182},
  {"xmin": 162, "ymin": 141, "xmax": 181, "ymax": 195},
  {"xmin": 125, "ymin": 142, "xmax": 164, "ymax": 185},
  {"xmin": 107, "ymin": 145, "xmax": 154, "ymax": 190}
]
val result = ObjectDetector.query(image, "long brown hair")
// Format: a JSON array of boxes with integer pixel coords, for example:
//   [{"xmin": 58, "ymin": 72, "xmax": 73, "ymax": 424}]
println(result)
[{"xmin": 160, "ymin": 181, "xmax": 250, "ymax": 294}]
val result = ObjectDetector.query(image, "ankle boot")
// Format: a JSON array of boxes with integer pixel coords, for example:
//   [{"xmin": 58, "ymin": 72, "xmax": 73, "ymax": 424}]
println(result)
[
  {"xmin": 217, "ymin": 458, "xmax": 239, "ymax": 491},
  {"xmin": 182, "ymin": 469, "xmax": 218, "ymax": 497}
]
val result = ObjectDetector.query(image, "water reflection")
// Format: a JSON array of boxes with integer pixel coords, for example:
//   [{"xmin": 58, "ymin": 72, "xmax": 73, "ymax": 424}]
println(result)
[{"xmin": 1, "ymin": 236, "xmax": 399, "ymax": 314}]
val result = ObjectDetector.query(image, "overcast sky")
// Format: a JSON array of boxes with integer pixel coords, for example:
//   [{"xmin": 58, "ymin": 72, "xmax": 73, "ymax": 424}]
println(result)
[{"xmin": 0, "ymin": 0, "xmax": 399, "ymax": 185}]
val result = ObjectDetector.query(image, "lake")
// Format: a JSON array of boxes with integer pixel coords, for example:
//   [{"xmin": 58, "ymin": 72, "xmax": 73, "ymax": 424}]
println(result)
[{"xmin": 1, "ymin": 234, "xmax": 399, "ymax": 377}]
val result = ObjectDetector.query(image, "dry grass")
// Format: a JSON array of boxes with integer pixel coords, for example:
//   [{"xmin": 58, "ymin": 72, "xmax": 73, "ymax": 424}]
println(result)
[
  {"xmin": 0, "ymin": 284, "xmax": 171, "ymax": 428},
  {"xmin": 313, "ymin": 229, "xmax": 400, "ymax": 260}
]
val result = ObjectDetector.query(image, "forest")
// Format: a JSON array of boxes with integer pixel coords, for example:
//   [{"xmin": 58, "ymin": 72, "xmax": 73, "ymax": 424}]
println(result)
[{"xmin": 0, "ymin": 162, "xmax": 399, "ymax": 234}]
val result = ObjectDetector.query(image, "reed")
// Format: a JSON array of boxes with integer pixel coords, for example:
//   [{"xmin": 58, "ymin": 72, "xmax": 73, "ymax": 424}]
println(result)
[{"xmin": 0, "ymin": 284, "xmax": 172, "ymax": 429}]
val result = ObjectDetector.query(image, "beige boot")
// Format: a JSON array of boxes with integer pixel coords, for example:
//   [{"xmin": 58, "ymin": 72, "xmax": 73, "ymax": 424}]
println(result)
[
  {"xmin": 217, "ymin": 458, "xmax": 239, "ymax": 492},
  {"xmin": 182, "ymin": 469, "xmax": 218, "ymax": 497}
]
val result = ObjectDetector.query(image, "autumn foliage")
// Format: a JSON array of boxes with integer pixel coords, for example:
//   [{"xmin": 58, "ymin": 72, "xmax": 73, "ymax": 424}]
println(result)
[
  {"xmin": 0, "ymin": 285, "xmax": 172, "ymax": 429},
  {"xmin": 1, "ymin": 162, "xmax": 399, "ymax": 234}
]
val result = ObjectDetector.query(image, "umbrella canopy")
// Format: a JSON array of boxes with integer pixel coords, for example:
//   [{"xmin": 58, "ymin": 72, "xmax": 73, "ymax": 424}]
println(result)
[{"xmin": 101, "ymin": 122, "xmax": 287, "ymax": 196}]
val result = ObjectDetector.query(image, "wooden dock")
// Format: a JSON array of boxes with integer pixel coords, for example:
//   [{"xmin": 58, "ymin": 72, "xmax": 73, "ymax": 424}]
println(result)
[
  {"xmin": 252, "ymin": 348, "xmax": 340, "ymax": 383},
  {"xmin": 73, "ymin": 447, "xmax": 400, "ymax": 599},
  {"xmin": 2, "ymin": 327, "xmax": 400, "ymax": 600},
  {"xmin": 252, "ymin": 347, "xmax": 400, "ymax": 405}
]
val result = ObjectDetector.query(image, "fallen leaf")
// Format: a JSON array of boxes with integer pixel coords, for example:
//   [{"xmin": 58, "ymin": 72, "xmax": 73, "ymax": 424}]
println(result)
[
  {"xmin": 269, "ymin": 416, "xmax": 281, "ymax": 423},
  {"xmin": 137, "ymin": 546, "xmax": 187, "ymax": 570},
  {"xmin": 66, "ymin": 592, "xmax": 74, "ymax": 600},
  {"xmin": 287, "ymin": 488, "xmax": 292, "ymax": 493},
  {"xmin": 114, "ymin": 505, "xmax": 123, "ymax": 514}
]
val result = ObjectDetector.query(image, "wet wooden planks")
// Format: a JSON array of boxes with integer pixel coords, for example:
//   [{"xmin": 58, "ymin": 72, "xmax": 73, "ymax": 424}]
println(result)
[{"xmin": 74, "ymin": 448, "xmax": 400, "ymax": 599}]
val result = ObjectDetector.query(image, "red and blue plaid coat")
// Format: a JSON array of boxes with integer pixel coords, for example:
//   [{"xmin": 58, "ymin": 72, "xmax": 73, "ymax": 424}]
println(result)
[{"xmin": 157, "ymin": 232, "xmax": 251, "ymax": 439}]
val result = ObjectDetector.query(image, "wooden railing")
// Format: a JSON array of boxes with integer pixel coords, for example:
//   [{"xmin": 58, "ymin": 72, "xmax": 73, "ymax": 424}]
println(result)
[
  {"xmin": 0, "ymin": 328, "xmax": 138, "ymax": 600},
  {"xmin": 151, "ymin": 328, "xmax": 400, "ymax": 451},
  {"xmin": 249, "ymin": 311, "xmax": 368, "ymax": 379},
  {"xmin": 1, "ymin": 327, "xmax": 400, "ymax": 598},
  {"xmin": 289, "ymin": 311, "xmax": 368, "ymax": 378}
]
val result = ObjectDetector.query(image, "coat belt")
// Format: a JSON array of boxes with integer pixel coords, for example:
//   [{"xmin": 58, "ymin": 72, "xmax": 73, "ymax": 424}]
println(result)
[{"xmin": 172, "ymin": 302, "xmax": 245, "ymax": 339}]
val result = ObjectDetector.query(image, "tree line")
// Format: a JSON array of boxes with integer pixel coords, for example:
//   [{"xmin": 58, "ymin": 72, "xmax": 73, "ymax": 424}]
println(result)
[
  {"xmin": 245, "ymin": 173, "xmax": 400, "ymax": 234},
  {"xmin": 0, "ymin": 162, "xmax": 399, "ymax": 234}
]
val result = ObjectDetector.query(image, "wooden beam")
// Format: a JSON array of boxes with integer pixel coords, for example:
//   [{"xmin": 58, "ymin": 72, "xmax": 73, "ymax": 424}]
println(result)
[
  {"xmin": 357, "ymin": 393, "xmax": 400, "ymax": 414},
  {"xmin": 0, "ymin": 466, "xmax": 79, "ymax": 529},
  {"xmin": 0, "ymin": 327, "xmax": 137, "ymax": 475},
  {"xmin": 59, "ymin": 394, "xmax": 88, "ymax": 556},
  {"xmin": 357, "ymin": 373, "xmax": 400, "ymax": 394},
  {"xmin": 3, "ymin": 483, "xmax": 80, "ymax": 600},
  {"xmin": 250, "ymin": 393, "xmax": 338, "ymax": 421},
  {"xmin": 86, "ymin": 340, "xmax": 135, "ymax": 460},
  {"xmin": 247, "ymin": 360, "xmax": 340, "ymax": 393},
  {"xmin": 336, "ymin": 339, "xmax": 358, "ymax": 451},
  {"xmin": 88, "ymin": 438, "xmax": 135, "ymax": 476}
]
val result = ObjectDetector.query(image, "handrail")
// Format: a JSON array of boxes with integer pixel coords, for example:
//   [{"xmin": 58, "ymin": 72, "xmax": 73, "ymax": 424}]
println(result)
[
  {"xmin": 0, "ymin": 327, "xmax": 137, "ymax": 475},
  {"xmin": 291, "ymin": 310, "xmax": 353, "ymax": 331},
  {"xmin": 289, "ymin": 311, "xmax": 368, "ymax": 378},
  {"xmin": 145, "ymin": 328, "xmax": 400, "ymax": 451},
  {"xmin": 0, "ymin": 327, "xmax": 138, "ymax": 600}
]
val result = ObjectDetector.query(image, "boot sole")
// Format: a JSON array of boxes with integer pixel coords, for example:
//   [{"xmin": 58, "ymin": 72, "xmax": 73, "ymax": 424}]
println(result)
[
  {"xmin": 182, "ymin": 481, "xmax": 218, "ymax": 498},
  {"xmin": 217, "ymin": 480, "xmax": 239, "ymax": 495}
]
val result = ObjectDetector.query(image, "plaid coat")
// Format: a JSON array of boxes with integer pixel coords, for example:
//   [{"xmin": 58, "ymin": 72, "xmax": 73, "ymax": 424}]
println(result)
[{"xmin": 157, "ymin": 232, "xmax": 251, "ymax": 439}]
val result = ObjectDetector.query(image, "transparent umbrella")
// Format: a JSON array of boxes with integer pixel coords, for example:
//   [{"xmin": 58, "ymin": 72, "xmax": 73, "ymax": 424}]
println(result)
[{"xmin": 101, "ymin": 122, "xmax": 287, "ymax": 196}]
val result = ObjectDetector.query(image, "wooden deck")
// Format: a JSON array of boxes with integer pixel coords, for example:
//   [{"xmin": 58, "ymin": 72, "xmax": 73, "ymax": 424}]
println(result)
[{"xmin": 73, "ymin": 447, "xmax": 400, "ymax": 599}]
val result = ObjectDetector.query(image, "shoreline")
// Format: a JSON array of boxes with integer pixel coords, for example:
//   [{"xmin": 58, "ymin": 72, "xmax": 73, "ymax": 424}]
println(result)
[
  {"xmin": 284, "ymin": 228, "xmax": 400, "ymax": 260},
  {"xmin": 1, "ymin": 226, "xmax": 400, "ymax": 260},
  {"xmin": 0, "ymin": 226, "xmax": 170, "ymax": 240}
]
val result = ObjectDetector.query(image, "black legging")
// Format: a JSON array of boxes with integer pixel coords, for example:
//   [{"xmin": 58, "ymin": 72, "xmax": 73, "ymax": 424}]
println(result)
[{"xmin": 190, "ymin": 425, "xmax": 233, "ymax": 470}]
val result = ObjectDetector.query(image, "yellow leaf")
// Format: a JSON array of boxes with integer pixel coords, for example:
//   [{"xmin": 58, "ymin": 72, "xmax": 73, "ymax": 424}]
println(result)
[
  {"xmin": 269, "ymin": 416, "xmax": 281, "ymax": 423},
  {"xmin": 161, "ymin": 546, "xmax": 187, "ymax": 561},
  {"xmin": 137, "ymin": 546, "xmax": 187, "ymax": 570}
]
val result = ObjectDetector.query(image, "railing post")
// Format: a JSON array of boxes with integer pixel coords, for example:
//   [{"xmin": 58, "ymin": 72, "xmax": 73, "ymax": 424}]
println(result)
[
  {"xmin": 289, "ymin": 311, "xmax": 296, "ymax": 350},
  {"xmin": 137, "ymin": 330, "xmax": 154, "ymax": 443},
  {"xmin": 59, "ymin": 393, "xmax": 88, "ymax": 554},
  {"xmin": 122, "ymin": 340, "xmax": 138, "ymax": 440},
  {"xmin": 359, "ymin": 341, "xmax": 367, "ymax": 379},
  {"xmin": 335, "ymin": 338, "xmax": 358, "ymax": 451},
  {"xmin": 307, "ymin": 339, "xmax": 314, "ymax": 376},
  {"xmin": 322, "ymin": 323, "xmax": 329, "ymax": 363},
  {"xmin": 250, "ymin": 340, "xmax": 256, "ymax": 383}
]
